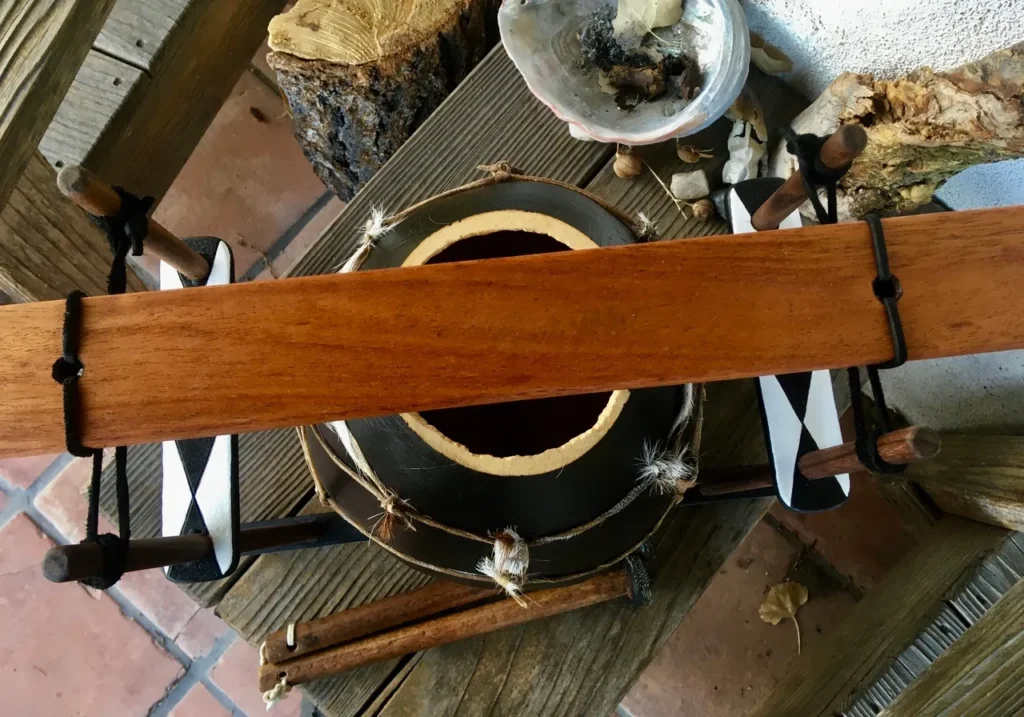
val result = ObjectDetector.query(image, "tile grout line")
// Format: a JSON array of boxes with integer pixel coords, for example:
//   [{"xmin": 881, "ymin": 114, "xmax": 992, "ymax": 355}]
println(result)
[
  {"xmin": 1, "ymin": 466, "xmax": 251, "ymax": 716},
  {"xmin": 239, "ymin": 190, "xmax": 336, "ymax": 281}
]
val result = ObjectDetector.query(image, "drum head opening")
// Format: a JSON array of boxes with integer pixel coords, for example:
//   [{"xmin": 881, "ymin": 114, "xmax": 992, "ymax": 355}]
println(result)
[{"xmin": 400, "ymin": 210, "xmax": 628, "ymax": 476}]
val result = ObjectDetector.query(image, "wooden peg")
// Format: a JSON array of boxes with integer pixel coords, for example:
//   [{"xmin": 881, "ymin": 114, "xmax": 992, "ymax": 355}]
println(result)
[
  {"xmin": 56, "ymin": 165, "xmax": 209, "ymax": 281},
  {"xmin": 698, "ymin": 426, "xmax": 941, "ymax": 497},
  {"xmin": 258, "ymin": 568, "xmax": 633, "ymax": 691},
  {"xmin": 751, "ymin": 125, "xmax": 868, "ymax": 232},
  {"xmin": 262, "ymin": 580, "xmax": 495, "ymax": 664}
]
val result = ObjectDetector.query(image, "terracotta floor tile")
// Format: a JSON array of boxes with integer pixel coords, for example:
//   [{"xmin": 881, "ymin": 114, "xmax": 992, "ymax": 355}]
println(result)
[
  {"xmin": 621, "ymin": 520, "xmax": 858, "ymax": 717},
  {"xmin": 169, "ymin": 683, "xmax": 231, "ymax": 717},
  {"xmin": 210, "ymin": 638, "xmax": 302, "ymax": 717},
  {"xmin": 177, "ymin": 607, "xmax": 230, "ymax": 659},
  {"xmin": 0, "ymin": 454, "xmax": 59, "ymax": 489},
  {"xmin": 768, "ymin": 474, "xmax": 919, "ymax": 592},
  {"xmin": 143, "ymin": 69, "xmax": 326, "ymax": 282},
  {"xmin": 0, "ymin": 514, "xmax": 183, "ymax": 716},
  {"xmin": 34, "ymin": 452, "xmax": 113, "ymax": 543},
  {"xmin": 117, "ymin": 567, "xmax": 200, "ymax": 640}
]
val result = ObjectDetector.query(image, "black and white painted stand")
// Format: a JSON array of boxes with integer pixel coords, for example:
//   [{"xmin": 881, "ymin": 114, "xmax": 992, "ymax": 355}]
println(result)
[
  {"xmin": 727, "ymin": 179, "xmax": 851, "ymax": 512},
  {"xmin": 160, "ymin": 239, "xmax": 241, "ymax": 581}
]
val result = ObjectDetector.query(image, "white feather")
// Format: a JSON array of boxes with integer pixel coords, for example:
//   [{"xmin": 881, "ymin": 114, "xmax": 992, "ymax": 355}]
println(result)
[{"xmin": 639, "ymin": 440, "xmax": 695, "ymax": 494}]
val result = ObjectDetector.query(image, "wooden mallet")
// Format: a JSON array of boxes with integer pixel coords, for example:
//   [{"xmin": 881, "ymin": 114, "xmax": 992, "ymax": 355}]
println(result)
[{"xmin": 56, "ymin": 165, "xmax": 210, "ymax": 281}]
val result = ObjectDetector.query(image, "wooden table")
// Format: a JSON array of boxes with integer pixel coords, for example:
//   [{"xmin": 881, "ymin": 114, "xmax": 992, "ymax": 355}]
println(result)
[{"xmin": 99, "ymin": 46, "xmax": 806, "ymax": 715}]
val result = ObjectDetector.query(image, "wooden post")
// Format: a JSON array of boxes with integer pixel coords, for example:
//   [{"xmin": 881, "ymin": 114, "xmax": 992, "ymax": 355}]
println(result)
[
  {"xmin": 56, "ymin": 165, "xmax": 208, "ymax": 281},
  {"xmin": 751, "ymin": 125, "xmax": 868, "ymax": 231}
]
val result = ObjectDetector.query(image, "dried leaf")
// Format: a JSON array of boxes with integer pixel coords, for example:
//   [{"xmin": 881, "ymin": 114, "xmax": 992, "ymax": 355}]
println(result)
[{"xmin": 759, "ymin": 581, "xmax": 808, "ymax": 653}]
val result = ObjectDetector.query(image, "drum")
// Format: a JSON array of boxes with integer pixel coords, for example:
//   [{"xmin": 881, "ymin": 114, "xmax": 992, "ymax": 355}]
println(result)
[{"xmin": 300, "ymin": 167, "xmax": 702, "ymax": 600}]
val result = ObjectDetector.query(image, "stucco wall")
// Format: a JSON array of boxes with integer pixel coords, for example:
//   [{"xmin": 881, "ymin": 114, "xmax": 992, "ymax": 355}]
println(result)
[{"xmin": 743, "ymin": 0, "xmax": 1024, "ymax": 431}]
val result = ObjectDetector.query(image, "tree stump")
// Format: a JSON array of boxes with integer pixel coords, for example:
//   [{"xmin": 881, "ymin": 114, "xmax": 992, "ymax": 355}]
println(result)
[
  {"xmin": 267, "ymin": 0, "xmax": 498, "ymax": 201},
  {"xmin": 770, "ymin": 43, "xmax": 1024, "ymax": 219}
]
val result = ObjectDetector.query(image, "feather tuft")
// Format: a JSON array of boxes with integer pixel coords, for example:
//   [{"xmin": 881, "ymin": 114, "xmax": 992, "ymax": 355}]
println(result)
[{"xmin": 639, "ymin": 440, "xmax": 696, "ymax": 496}]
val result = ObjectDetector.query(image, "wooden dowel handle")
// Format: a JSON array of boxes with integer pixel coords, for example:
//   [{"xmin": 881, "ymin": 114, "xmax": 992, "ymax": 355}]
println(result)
[
  {"xmin": 797, "ymin": 425, "xmax": 940, "ymax": 479},
  {"xmin": 263, "ymin": 580, "xmax": 495, "ymax": 664},
  {"xmin": 41, "ymin": 520, "xmax": 333, "ymax": 583},
  {"xmin": 698, "ymin": 426, "xmax": 940, "ymax": 497},
  {"xmin": 42, "ymin": 535, "xmax": 211, "ymax": 583},
  {"xmin": 56, "ymin": 165, "xmax": 209, "ymax": 281},
  {"xmin": 751, "ymin": 125, "xmax": 868, "ymax": 232},
  {"xmin": 258, "ymin": 569, "xmax": 632, "ymax": 691}
]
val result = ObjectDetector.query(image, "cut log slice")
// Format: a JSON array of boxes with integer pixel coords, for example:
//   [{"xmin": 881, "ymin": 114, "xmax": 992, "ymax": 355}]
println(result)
[{"xmin": 267, "ymin": 0, "xmax": 497, "ymax": 200}]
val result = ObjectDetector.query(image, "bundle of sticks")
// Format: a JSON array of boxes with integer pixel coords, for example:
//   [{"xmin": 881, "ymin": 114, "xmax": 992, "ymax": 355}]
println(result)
[{"xmin": 258, "ymin": 564, "xmax": 645, "ymax": 695}]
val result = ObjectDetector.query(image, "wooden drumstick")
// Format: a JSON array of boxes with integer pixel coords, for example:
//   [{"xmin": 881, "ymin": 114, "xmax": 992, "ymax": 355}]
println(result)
[
  {"xmin": 751, "ymin": 125, "xmax": 868, "ymax": 232},
  {"xmin": 258, "ymin": 568, "xmax": 634, "ymax": 691},
  {"xmin": 698, "ymin": 426, "xmax": 940, "ymax": 497},
  {"xmin": 57, "ymin": 165, "xmax": 209, "ymax": 281},
  {"xmin": 262, "ymin": 581, "xmax": 495, "ymax": 663}
]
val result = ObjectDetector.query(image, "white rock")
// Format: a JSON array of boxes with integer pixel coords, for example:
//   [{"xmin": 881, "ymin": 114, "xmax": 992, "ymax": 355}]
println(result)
[
  {"xmin": 722, "ymin": 120, "xmax": 766, "ymax": 185},
  {"xmin": 670, "ymin": 169, "xmax": 710, "ymax": 200}
]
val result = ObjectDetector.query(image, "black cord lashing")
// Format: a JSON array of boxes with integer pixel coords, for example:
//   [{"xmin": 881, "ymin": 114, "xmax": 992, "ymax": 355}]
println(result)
[
  {"xmin": 51, "ymin": 188, "xmax": 153, "ymax": 589},
  {"xmin": 784, "ymin": 128, "xmax": 851, "ymax": 225}
]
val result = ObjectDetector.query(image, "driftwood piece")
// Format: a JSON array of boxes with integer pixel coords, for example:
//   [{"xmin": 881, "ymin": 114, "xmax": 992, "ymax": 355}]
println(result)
[
  {"xmin": 267, "ymin": 0, "xmax": 499, "ymax": 201},
  {"xmin": 771, "ymin": 43, "xmax": 1024, "ymax": 220}
]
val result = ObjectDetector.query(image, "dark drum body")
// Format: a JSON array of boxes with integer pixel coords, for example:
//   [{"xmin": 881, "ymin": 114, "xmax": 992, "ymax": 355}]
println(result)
[{"xmin": 301, "ymin": 173, "xmax": 700, "ymax": 591}]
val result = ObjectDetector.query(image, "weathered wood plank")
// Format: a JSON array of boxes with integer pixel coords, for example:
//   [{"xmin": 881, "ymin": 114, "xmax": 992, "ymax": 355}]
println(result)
[
  {"xmin": 84, "ymin": 0, "xmax": 287, "ymax": 201},
  {"xmin": 0, "ymin": 0, "xmax": 116, "ymax": 210},
  {"xmin": 98, "ymin": 428, "xmax": 311, "ymax": 607},
  {"xmin": 905, "ymin": 433, "xmax": 1024, "ymax": 531},
  {"xmin": 94, "ymin": 0, "xmax": 189, "ymax": 71},
  {"xmin": 287, "ymin": 46, "xmax": 614, "ymax": 278},
  {"xmin": 880, "ymin": 570, "xmax": 1024, "ymax": 716},
  {"xmin": 39, "ymin": 49, "xmax": 147, "ymax": 172},
  {"xmin": 0, "ymin": 151, "xmax": 144, "ymax": 301},
  {"xmin": 750, "ymin": 517, "xmax": 1010, "ymax": 717}
]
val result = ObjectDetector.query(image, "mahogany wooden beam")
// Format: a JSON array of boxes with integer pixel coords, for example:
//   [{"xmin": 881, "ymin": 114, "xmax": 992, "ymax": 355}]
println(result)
[{"xmin": 0, "ymin": 206, "xmax": 1022, "ymax": 458}]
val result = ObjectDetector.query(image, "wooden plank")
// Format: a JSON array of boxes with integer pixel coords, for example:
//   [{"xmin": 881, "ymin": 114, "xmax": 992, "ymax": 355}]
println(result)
[
  {"xmin": 0, "ymin": 0, "xmax": 116, "ymax": 210},
  {"xmin": 750, "ymin": 517, "xmax": 1010, "ymax": 717},
  {"xmin": 905, "ymin": 433, "xmax": 1024, "ymax": 531},
  {"xmin": 2, "ymin": 203, "xmax": 1024, "ymax": 459},
  {"xmin": 94, "ymin": 0, "xmax": 189, "ymax": 71},
  {"xmin": 98, "ymin": 428, "xmax": 311, "ymax": 606},
  {"xmin": 881, "ymin": 575, "xmax": 1024, "ymax": 716},
  {"xmin": 0, "ymin": 151, "xmax": 145, "ymax": 301},
  {"xmin": 39, "ymin": 49, "xmax": 147, "ymax": 172},
  {"xmin": 83, "ymin": 0, "xmax": 287, "ymax": 201}
]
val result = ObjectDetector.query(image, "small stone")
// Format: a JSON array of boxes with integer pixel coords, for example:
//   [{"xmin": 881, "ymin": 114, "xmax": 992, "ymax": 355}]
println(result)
[{"xmin": 670, "ymin": 169, "xmax": 710, "ymax": 200}]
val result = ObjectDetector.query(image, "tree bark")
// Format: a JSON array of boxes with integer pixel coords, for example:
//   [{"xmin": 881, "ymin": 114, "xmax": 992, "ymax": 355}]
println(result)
[
  {"xmin": 266, "ymin": 0, "xmax": 498, "ymax": 201},
  {"xmin": 771, "ymin": 43, "xmax": 1024, "ymax": 219}
]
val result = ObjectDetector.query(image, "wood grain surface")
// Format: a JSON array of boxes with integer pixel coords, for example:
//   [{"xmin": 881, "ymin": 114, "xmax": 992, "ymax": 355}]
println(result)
[
  {"xmin": 881, "ymin": 572, "xmax": 1024, "ymax": 717},
  {"xmin": 94, "ymin": 0, "xmax": 188, "ymax": 71},
  {"xmin": 39, "ymin": 49, "xmax": 146, "ymax": 172},
  {"xmin": 1, "ymin": 205, "xmax": 1022, "ymax": 458},
  {"xmin": 750, "ymin": 517, "xmax": 1010, "ymax": 717},
  {"xmin": 906, "ymin": 433, "xmax": 1024, "ymax": 531},
  {"xmin": 83, "ymin": 0, "xmax": 288, "ymax": 201},
  {"xmin": 0, "ymin": 0, "xmax": 115, "ymax": 210},
  {"xmin": 0, "ymin": 152, "xmax": 144, "ymax": 302}
]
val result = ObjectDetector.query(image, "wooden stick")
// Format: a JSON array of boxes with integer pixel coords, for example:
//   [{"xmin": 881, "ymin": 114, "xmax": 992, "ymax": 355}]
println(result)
[
  {"xmin": 751, "ymin": 125, "xmax": 868, "ymax": 231},
  {"xmin": 263, "ymin": 581, "xmax": 496, "ymax": 664},
  {"xmin": 698, "ymin": 427, "xmax": 941, "ymax": 497},
  {"xmin": 798, "ymin": 426, "xmax": 940, "ymax": 479},
  {"xmin": 258, "ymin": 568, "xmax": 633, "ymax": 691},
  {"xmin": 1, "ymin": 206, "xmax": 1023, "ymax": 458},
  {"xmin": 56, "ymin": 165, "xmax": 209, "ymax": 281},
  {"xmin": 41, "ymin": 517, "xmax": 331, "ymax": 583}
]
